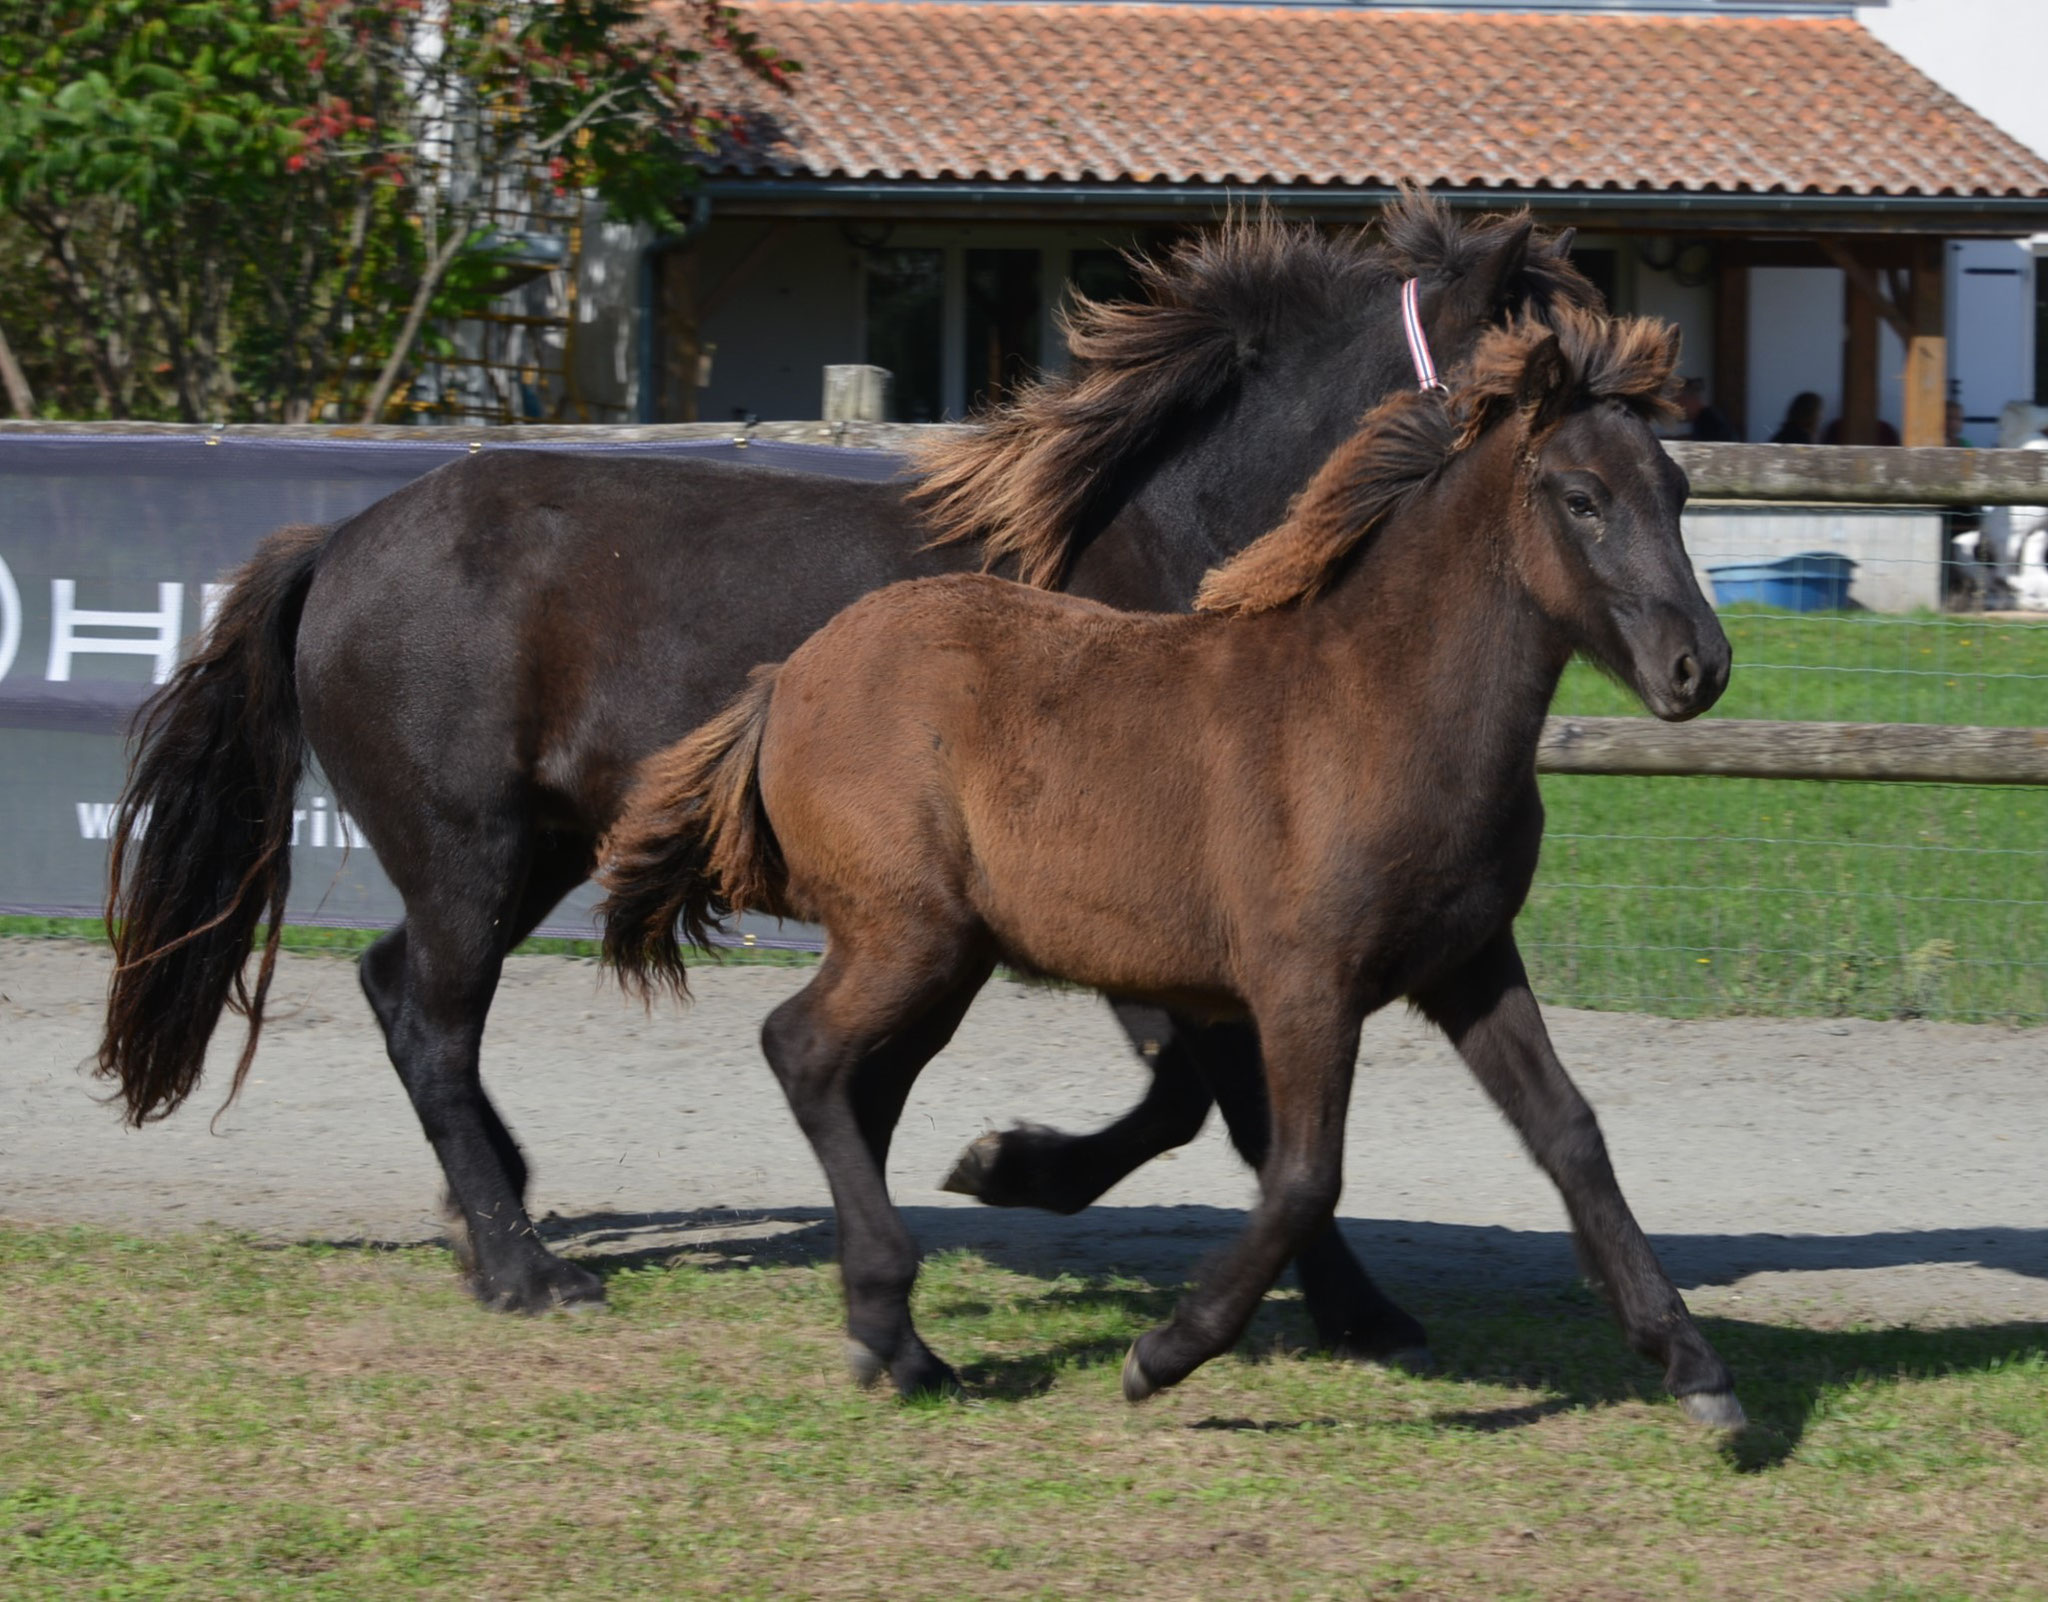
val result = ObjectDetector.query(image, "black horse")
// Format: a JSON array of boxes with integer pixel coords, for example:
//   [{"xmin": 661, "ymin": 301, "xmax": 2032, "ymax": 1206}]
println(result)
[{"xmin": 99, "ymin": 194, "xmax": 1594, "ymax": 1360}]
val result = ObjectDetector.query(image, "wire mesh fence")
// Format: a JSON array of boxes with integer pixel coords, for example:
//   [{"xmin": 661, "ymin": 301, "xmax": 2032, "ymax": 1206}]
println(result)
[{"xmin": 1521, "ymin": 575, "xmax": 2048, "ymax": 1025}]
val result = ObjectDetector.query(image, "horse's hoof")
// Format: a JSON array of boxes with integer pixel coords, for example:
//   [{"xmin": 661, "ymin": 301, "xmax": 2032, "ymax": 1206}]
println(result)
[
  {"xmin": 1679, "ymin": 1390, "xmax": 1747, "ymax": 1431},
  {"xmin": 939, "ymin": 1133, "xmax": 1002, "ymax": 1200},
  {"xmin": 894, "ymin": 1355, "xmax": 962, "ymax": 1402},
  {"xmin": 845, "ymin": 1340, "xmax": 887, "ymax": 1389},
  {"xmin": 554, "ymin": 1282, "xmax": 608, "ymax": 1315},
  {"xmin": 480, "ymin": 1261, "xmax": 605, "ymax": 1316},
  {"xmin": 1327, "ymin": 1335, "xmax": 1434, "ymax": 1373},
  {"xmin": 1121, "ymin": 1342, "xmax": 1160, "ymax": 1404}
]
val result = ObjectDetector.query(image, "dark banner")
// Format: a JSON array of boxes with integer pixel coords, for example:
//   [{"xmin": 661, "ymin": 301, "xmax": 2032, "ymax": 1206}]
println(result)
[{"xmin": 0, "ymin": 433, "xmax": 891, "ymax": 943}]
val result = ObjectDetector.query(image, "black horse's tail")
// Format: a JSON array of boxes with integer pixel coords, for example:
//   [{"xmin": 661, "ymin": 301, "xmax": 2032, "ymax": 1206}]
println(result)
[
  {"xmin": 97, "ymin": 522, "xmax": 330, "ymax": 1125},
  {"xmin": 598, "ymin": 664, "xmax": 789, "ymax": 1000}
]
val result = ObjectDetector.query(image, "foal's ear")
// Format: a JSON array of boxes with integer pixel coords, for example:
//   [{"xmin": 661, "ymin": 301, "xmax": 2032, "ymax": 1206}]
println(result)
[{"xmin": 1516, "ymin": 329, "xmax": 1570, "ymax": 422}]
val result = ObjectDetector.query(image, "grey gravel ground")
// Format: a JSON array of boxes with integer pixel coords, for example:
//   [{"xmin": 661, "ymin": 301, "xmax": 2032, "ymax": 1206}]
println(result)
[{"xmin": 3, "ymin": 937, "xmax": 2044, "ymax": 1328}]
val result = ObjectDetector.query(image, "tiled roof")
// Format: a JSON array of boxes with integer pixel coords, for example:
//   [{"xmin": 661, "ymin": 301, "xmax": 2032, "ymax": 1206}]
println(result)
[{"xmin": 692, "ymin": 2, "xmax": 2048, "ymax": 197}]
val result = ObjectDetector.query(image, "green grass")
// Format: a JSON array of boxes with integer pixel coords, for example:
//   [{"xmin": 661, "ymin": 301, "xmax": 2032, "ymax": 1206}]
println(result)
[
  {"xmin": 2, "ymin": 1225, "xmax": 2044, "ymax": 1600},
  {"xmin": 1530, "ymin": 611, "xmax": 2048, "ymax": 1024},
  {"xmin": 1552, "ymin": 608, "xmax": 2048, "ymax": 728}
]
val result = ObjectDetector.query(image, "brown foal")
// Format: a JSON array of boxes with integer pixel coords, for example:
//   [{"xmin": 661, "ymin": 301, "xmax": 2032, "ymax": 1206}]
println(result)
[{"xmin": 600, "ymin": 308, "xmax": 1743, "ymax": 1428}]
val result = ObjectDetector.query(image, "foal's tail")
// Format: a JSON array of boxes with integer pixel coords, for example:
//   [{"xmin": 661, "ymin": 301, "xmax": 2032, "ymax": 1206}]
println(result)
[
  {"xmin": 598, "ymin": 664, "xmax": 790, "ymax": 999},
  {"xmin": 97, "ymin": 522, "xmax": 329, "ymax": 1126}
]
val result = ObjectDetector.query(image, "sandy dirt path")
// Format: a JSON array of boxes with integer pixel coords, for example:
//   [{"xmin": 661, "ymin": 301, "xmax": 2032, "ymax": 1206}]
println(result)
[{"xmin": 3, "ymin": 937, "xmax": 2043, "ymax": 1328}]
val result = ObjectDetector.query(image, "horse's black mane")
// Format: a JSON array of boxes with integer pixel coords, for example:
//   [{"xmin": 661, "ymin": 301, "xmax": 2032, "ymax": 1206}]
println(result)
[{"xmin": 910, "ymin": 188, "xmax": 1599, "ymax": 588}]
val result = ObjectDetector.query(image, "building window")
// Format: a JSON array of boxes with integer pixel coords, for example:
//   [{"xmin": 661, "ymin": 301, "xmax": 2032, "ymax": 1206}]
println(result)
[
  {"xmin": 864, "ymin": 248, "xmax": 945, "ymax": 422},
  {"xmin": 965, "ymin": 249, "xmax": 1042, "ymax": 412}
]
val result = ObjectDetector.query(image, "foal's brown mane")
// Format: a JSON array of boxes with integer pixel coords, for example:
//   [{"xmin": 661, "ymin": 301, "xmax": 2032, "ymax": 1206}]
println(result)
[
  {"xmin": 909, "ymin": 189, "xmax": 1598, "ymax": 589},
  {"xmin": 1193, "ymin": 309, "xmax": 1682, "ymax": 617}
]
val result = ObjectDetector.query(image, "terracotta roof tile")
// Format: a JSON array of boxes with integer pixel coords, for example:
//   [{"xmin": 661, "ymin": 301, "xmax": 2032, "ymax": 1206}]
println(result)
[{"xmin": 685, "ymin": 3, "xmax": 2048, "ymax": 197}]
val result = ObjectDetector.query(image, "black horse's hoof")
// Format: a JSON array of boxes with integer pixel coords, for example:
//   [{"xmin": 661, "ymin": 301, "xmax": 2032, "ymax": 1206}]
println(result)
[
  {"xmin": 1679, "ymin": 1390, "xmax": 1747, "ymax": 1431},
  {"xmin": 939, "ymin": 1133, "xmax": 1005, "ymax": 1201},
  {"xmin": 475, "ymin": 1257, "xmax": 606, "ymax": 1316},
  {"xmin": 847, "ymin": 1338, "xmax": 960, "ymax": 1400},
  {"xmin": 1334, "ymin": 1342, "xmax": 1434, "ymax": 1375},
  {"xmin": 893, "ymin": 1345, "xmax": 962, "ymax": 1401},
  {"xmin": 1122, "ymin": 1342, "xmax": 1161, "ymax": 1404},
  {"xmin": 845, "ymin": 1339, "xmax": 887, "ymax": 1389}
]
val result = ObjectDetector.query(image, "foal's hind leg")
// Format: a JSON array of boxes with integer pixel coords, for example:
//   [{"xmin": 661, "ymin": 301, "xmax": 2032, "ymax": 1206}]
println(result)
[
  {"xmin": 368, "ymin": 835, "xmax": 603, "ymax": 1313},
  {"xmin": 1412, "ymin": 932, "xmax": 1742, "ymax": 1429},
  {"xmin": 763, "ymin": 937, "xmax": 993, "ymax": 1398}
]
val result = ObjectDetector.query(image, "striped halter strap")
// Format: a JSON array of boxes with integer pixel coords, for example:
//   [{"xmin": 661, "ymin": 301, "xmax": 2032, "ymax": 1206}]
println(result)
[{"xmin": 1399, "ymin": 278, "xmax": 1448, "ymax": 395}]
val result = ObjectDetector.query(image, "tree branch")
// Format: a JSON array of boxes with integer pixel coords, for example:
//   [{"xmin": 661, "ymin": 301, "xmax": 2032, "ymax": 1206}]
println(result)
[
  {"xmin": 0, "ymin": 317, "xmax": 34, "ymax": 417},
  {"xmin": 357, "ymin": 201, "xmax": 478, "ymax": 424}
]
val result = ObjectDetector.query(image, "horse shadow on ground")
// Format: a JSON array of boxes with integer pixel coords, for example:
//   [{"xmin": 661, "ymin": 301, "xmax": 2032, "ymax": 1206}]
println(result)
[{"xmin": 524, "ymin": 1202, "xmax": 2048, "ymax": 1471}]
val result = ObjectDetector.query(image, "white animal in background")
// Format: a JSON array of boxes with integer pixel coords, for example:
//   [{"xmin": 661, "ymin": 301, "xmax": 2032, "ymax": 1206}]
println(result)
[{"xmin": 2014, "ymin": 524, "xmax": 2048, "ymax": 611}]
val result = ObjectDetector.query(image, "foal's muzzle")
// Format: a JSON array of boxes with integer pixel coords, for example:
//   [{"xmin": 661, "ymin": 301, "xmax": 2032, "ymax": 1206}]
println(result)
[{"xmin": 1627, "ymin": 604, "xmax": 1731, "ymax": 722}]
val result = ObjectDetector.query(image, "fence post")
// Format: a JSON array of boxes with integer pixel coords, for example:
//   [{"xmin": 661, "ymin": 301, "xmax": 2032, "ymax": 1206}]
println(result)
[{"xmin": 823, "ymin": 365, "xmax": 891, "ymax": 425}]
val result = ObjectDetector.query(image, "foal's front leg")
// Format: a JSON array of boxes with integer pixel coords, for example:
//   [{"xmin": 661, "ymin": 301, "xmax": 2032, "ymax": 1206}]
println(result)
[
  {"xmin": 1122, "ymin": 999, "xmax": 1362, "ymax": 1400},
  {"xmin": 1412, "ymin": 932, "xmax": 1743, "ymax": 1429}
]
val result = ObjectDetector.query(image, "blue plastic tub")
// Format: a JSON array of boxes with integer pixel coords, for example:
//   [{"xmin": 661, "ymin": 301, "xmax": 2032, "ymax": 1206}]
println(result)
[{"xmin": 1705, "ymin": 551, "xmax": 1857, "ymax": 611}]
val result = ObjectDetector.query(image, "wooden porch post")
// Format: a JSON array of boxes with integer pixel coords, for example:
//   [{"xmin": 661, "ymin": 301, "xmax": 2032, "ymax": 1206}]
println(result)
[
  {"xmin": 1841, "ymin": 266, "xmax": 1880, "ymax": 445},
  {"xmin": 1713, "ymin": 256, "xmax": 1749, "ymax": 441},
  {"xmin": 1902, "ymin": 237, "xmax": 1946, "ymax": 447}
]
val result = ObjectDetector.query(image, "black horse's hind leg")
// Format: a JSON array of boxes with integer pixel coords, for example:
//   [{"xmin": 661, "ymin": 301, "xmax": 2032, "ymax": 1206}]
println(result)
[
  {"xmin": 1413, "ymin": 932, "xmax": 1743, "ymax": 1429},
  {"xmin": 368, "ymin": 835, "xmax": 601, "ymax": 1313},
  {"xmin": 1123, "ymin": 993, "xmax": 1364, "ymax": 1399},
  {"xmin": 943, "ymin": 1004, "xmax": 1427, "ymax": 1363},
  {"xmin": 940, "ymin": 1000, "xmax": 1211, "ymax": 1214},
  {"xmin": 1189, "ymin": 1020, "xmax": 1429, "ymax": 1366}
]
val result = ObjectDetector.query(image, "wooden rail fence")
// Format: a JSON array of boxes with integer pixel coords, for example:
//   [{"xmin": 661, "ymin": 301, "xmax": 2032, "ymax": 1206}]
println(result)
[{"xmin": 1538, "ymin": 719, "xmax": 2048, "ymax": 787}]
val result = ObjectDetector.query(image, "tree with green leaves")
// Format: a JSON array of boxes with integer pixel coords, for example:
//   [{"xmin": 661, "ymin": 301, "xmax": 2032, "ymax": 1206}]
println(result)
[{"xmin": 0, "ymin": 0, "xmax": 792, "ymax": 421}]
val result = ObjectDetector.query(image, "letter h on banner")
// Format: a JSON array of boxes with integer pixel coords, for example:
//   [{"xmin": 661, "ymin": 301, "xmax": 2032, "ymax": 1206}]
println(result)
[{"xmin": 46, "ymin": 580, "xmax": 185, "ymax": 684}]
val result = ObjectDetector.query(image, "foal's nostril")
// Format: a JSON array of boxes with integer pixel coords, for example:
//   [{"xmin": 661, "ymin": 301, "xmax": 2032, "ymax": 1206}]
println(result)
[{"xmin": 1673, "ymin": 653, "xmax": 1701, "ymax": 697}]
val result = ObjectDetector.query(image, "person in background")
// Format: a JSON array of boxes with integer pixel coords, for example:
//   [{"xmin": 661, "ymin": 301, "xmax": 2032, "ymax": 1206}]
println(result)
[
  {"xmin": 1677, "ymin": 377, "xmax": 1736, "ymax": 441},
  {"xmin": 1770, "ymin": 390, "xmax": 1824, "ymax": 445}
]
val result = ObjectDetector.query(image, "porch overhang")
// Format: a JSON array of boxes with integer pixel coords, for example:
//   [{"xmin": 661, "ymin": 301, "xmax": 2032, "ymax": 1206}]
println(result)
[{"xmin": 699, "ymin": 178, "xmax": 2048, "ymax": 238}]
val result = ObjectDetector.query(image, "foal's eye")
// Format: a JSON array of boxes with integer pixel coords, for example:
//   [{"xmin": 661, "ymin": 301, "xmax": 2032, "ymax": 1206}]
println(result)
[{"xmin": 1565, "ymin": 492, "xmax": 1599, "ymax": 519}]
